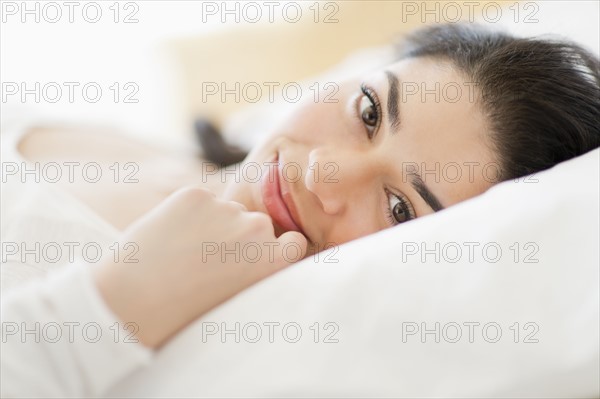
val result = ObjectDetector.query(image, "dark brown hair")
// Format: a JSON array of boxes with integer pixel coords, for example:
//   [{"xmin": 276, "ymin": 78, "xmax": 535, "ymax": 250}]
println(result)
[{"xmin": 397, "ymin": 23, "xmax": 600, "ymax": 181}]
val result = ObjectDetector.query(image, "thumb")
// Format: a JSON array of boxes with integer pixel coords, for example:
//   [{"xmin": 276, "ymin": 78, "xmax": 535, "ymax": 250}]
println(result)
[{"xmin": 274, "ymin": 231, "xmax": 308, "ymax": 267}]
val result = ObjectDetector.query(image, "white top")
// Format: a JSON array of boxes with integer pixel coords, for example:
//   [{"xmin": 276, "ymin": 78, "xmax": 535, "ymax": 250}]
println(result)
[{"xmin": 1, "ymin": 120, "xmax": 154, "ymax": 397}]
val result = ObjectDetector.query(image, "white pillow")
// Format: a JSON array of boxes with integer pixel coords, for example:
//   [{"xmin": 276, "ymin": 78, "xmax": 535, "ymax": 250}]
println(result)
[{"xmin": 107, "ymin": 148, "xmax": 599, "ymax": 397}]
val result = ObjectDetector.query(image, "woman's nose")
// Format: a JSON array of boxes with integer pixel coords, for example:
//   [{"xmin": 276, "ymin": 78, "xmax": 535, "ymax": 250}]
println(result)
[{"xmin": 304, "ymin": 147, "xmax": 372, "ymax": 215}]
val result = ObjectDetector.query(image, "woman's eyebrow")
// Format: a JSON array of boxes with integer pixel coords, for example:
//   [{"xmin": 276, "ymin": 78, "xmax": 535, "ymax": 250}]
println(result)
[
  {"xmin": 384, "ymin": 70, "xmax": 443, "ymax": 213},
  {"xmin": 385, "ymin": 70, "xmax": 401, "ymax": 132},
  {"xmin": 409, "ymin": 172, "xmax": 445, "ymax": 212}
]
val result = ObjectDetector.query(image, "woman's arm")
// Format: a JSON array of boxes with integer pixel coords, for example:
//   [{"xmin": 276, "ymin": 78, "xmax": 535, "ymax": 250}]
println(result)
[
  {"xmin": 1, "ymin": 187, "xmax": 307, "ymax": 397},
  {"xmin": 1, "ymin": 263, "xmax": 153, "ymax": 398}
]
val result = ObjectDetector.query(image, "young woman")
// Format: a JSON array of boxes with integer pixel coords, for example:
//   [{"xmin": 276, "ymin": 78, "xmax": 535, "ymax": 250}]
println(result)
[{"xmin": 2, "ymin": 23, "xmax": 599, "ymax": 396}]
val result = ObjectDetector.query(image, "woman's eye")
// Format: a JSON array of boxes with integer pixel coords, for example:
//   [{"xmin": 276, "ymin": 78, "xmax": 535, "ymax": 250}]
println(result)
[
  {"xmin": 357, "ymin": 84, "xmax": 381, "ymax": 139},
  {"xmin": 386, "ymin": 190, "xmax": 415, "ymax": 226},
  {"xmin": 360, "ymin": 96, "xmax": 378, "ymax": 128}
]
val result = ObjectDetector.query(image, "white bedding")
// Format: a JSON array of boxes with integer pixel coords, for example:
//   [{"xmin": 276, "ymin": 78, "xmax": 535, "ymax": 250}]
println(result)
[{"xmin": 107, "ymin": 148, "xmax": 599, "ymax": 397}]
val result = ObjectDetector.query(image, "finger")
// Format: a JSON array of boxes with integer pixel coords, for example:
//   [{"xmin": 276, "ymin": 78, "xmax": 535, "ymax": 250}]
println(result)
[
  {"xmin": 226, "ymin": 200, "xmax": 247, "ymax": 212},
  {"xmin": 274, "ymin": 231, "xmax": 308, "ymax": 267}
]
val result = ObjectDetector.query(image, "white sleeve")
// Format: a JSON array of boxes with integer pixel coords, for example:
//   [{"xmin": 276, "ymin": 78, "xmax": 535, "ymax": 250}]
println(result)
[{"xmin": 1, "ymin": 262, "xmax": 154, "ymax": 398}]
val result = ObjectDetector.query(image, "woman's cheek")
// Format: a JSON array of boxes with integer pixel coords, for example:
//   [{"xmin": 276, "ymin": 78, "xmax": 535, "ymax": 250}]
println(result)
[
  {"xmin": 319, "ymin": 217, "xmax": 381, "ymax": 248},
  {"xmin": 279, "ymin": 101, "xmax": 341, "ymax": 144}
]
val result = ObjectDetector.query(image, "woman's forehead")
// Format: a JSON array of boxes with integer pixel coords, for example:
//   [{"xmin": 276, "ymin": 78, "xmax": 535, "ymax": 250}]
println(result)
[{"xmin": 372, "ymin": 59, "xmax": 496, "ymax": 206}]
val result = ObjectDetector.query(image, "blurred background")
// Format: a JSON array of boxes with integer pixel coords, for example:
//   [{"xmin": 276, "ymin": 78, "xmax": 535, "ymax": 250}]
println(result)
[{"xmin": 2, "ymin": 1, "xmax": 598, "ymax": 150}]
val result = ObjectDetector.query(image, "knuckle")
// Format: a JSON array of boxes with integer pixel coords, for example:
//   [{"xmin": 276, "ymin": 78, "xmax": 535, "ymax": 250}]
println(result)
[
  {"xmin": 233, "ymin": 201, "xmax": 248, "ymax": 212},
  {"xmin": 177, "ymin": 186, "xmax": 215, "ymax": 203},
  {"xmin": 222, "ymin": 200, "xmax": 247, "ymax": 213},
  {"xmin": 245, "ymin": 213, "xmax": 273, "ymax": 232}
]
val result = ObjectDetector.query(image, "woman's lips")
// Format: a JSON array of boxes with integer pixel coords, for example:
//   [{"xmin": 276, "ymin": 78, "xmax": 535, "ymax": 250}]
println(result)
[{"xmin": 261, "ymin": 155, "xmax": 302, "ymax": 234}]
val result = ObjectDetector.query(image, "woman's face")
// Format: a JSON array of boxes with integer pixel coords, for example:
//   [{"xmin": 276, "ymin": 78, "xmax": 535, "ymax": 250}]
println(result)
[{"xmin": 224, "ymin": 57, "xmax": 496, "ymax": 249}]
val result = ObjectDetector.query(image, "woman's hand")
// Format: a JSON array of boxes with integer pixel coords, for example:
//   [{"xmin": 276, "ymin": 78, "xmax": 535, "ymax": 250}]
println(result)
[{"xmin": 92, "ymin": 187, "xmax": 307, "ymax": 348}]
